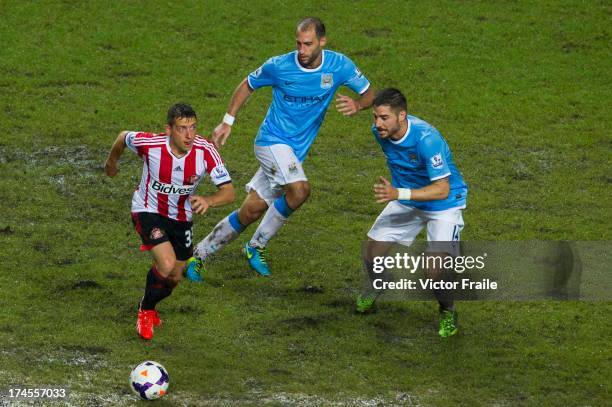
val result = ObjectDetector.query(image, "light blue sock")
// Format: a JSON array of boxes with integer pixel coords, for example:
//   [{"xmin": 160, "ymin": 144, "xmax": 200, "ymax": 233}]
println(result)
[
  {"xmin": 273, "ymin": 195, "xmax": 294, "ymax": 218},
  {"xmin": 228, "ymin": 210, "xmax": 246, "ymax": 233}
]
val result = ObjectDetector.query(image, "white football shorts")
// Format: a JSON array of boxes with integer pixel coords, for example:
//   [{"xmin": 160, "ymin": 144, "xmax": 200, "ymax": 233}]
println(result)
[
  {"xmin": 367, "ymin": 200, "xmax": 465, "ymax": 255},
  {"xmin": 245, "ymin": 144, "xmax": 308, "ymax": 206}
]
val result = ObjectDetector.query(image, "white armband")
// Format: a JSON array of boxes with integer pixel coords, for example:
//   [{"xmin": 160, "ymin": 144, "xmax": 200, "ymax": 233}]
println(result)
[
  {"xmin": 397, "ymin": 188, "xmax": 412, "ymax": 201},
  {"xmin": 223, "ymin": 113, "xmax": 235, "ymax": 126}
]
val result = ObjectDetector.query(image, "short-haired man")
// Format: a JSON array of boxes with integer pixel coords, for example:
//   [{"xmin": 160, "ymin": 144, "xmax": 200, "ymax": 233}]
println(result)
[
  {"xmin": 358, "ymin": 88, "xmax": 468, "ymax": 338},
  {"xmin": 104, "ymin": 103, "xmax": 235, "ymax": 340},
  {"xmin": 187, "ymin": 17, "xmax": 374, "ymax": 277}
]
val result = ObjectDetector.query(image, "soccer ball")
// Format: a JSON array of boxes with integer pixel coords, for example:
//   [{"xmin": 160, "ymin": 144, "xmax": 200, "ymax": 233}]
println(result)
[{"xmin": 129, "ymin": 361, "xmax": 169, "ymax": 400}]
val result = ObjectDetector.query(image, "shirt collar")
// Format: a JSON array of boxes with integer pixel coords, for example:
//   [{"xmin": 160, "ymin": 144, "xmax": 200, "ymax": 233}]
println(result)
[
  {"xmin": 389, "ymin": 118, "xmax": 411, "ymax": 145},
  {"xmin": 294, "ymin": 50, "xmax": 325, "ymax": 73}
]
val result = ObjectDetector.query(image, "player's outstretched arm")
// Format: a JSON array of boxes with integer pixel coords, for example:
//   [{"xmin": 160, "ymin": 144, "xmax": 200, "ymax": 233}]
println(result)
[
  {"xmin": 374, "ymin": 176, "xmax": 449, "ymax": 203},
  {"xmin": 189, "ymin": 183, "xmax": 235, "ymax": 215},
  {"xmin": 212, "ymin": 79, "xmax": 254, "ymax": 147},
  {"xmin": 104, "ymin": 131, "xmax": 128, "ymax": 177},
  {"xmin": 336, "ymin": 87, "xmax": 375, "ymax": 116}
]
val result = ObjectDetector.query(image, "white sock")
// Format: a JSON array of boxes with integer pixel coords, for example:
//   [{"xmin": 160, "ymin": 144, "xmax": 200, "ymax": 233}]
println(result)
[
  {"xmin": 194, "ymin": 212, "xmax": 244, "ymax": 260},
  {"xmin": 249, "ymin": 204, "xmax": 288, "ymax": 248}
]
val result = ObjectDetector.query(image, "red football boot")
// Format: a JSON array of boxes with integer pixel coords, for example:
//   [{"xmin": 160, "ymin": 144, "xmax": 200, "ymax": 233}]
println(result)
[
  {"xmin": 136, "ymin": 310, "xmax": 156, "ymax": 340},
  {"xmin": 151, "ymin": 310, "xmax": 162, "ymax": 327}
]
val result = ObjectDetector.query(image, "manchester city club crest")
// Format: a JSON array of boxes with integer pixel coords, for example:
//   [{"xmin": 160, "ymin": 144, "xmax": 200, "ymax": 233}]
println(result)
[{"xmin": 320, "ymin": 73, "xmax": 333, "ymax": 89}]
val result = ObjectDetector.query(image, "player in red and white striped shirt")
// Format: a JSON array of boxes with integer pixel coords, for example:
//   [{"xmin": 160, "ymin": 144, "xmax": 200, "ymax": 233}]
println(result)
[{"xmin": 105, "ymin": 103, "xmax": 235, "ymax": 340}]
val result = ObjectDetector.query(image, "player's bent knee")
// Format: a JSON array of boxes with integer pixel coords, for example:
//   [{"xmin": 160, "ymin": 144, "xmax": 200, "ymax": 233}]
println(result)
[
  {"xmin": 239, "ymin": 195, "xmax": 268, "ymax": 225},
  {"xmin": 156, "ymin": 258, "xmax": 177, "ymax": 277},
  {"xmin": 240, "ymin": 205, "xmax": 265, "ymax": 225},
  {"xmin": 286, "ymin": 182, "xmax": 310, "ymax": 207},
  {"xmin": 169, "ymin": 262, "xmax": 186, "ymax": 283}
]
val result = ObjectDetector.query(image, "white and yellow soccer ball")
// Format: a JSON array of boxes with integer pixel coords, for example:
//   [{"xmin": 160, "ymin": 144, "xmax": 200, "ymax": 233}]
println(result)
[{"xmin": 129, "ymin": 361, "xmax": 169, "ymax": 400}]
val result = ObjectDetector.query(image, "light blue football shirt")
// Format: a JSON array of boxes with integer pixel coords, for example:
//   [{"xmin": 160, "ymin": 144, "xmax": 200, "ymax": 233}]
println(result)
[
  {"xmin": 372, "ymin": 115, "xmax": 468, "ymax": 211},
  {"xmin": 247, "ymin": 50, "xmax": 370, "ymax": 162}
]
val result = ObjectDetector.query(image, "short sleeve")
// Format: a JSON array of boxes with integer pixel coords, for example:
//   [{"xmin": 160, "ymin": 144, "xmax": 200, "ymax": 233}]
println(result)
[
  {"xmin": 124, "ymin": 131, "xmax": 156, "ymax": 155},
  {"xmin": 203, "ymin": 143, "xmax": 232, "ymax": 186},
  {"xmin": 124, "ymin": 131, "xmax": 138, "ymax": 153},
  {"xmin": 247, "ymin": 57, "xmax": 278, "ymax": 90},
  {"xmin": 417, "ymin": 132, "xmax": 451, "ymax": 181},
  {"xmin": 341, "ymin": 56, "xmax": 370, "ymax": 95}
]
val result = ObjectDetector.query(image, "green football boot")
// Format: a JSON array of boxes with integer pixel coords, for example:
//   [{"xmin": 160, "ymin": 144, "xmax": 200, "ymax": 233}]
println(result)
[
  {"xmin": 185, "ymin": 256, "xmax": 205, "ymax": 282},
  {"xmin": 355, "ymin": 293, "xmax": 377, "ymax": 313},
  {"xmin": 438, "ymin": 309, "xmax": 458, "ymax": 337}
]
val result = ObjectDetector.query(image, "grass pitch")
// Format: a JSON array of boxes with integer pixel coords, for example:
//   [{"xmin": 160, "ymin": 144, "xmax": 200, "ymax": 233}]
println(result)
[{"xmin": 0, "ymin": 1, "xmax": 610, "ymax": 405}]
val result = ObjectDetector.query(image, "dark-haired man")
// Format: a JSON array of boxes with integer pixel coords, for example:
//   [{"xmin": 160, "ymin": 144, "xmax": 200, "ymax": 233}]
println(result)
[
  {"xmin": 188, "ymin": 17, "xmax": 374, "ymax": 277},
  {"xmin": 104, "ymin": 103, "xmax": 235, "ymax": 340},
  {"xmin": 357, "ymin": 88, "xmax": 468, "ymax": 337}
]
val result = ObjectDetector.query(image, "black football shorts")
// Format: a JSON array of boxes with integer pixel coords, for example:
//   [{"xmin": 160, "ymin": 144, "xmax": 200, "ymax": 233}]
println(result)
[{"xmin": 131, "ymin": 212, "xmax": 194, "ymax": 261}]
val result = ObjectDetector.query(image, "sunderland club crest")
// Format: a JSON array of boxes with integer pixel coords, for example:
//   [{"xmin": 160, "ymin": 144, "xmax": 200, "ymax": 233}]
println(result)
[{"xmin": 150, "ymin": 228, "xmax": 164, "ymax": 240}]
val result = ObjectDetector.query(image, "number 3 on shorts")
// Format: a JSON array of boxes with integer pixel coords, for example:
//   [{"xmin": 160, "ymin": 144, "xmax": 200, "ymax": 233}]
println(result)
[{"xmin": 185, "ymin": 228, "xmax": 193, "ymax": 247}]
